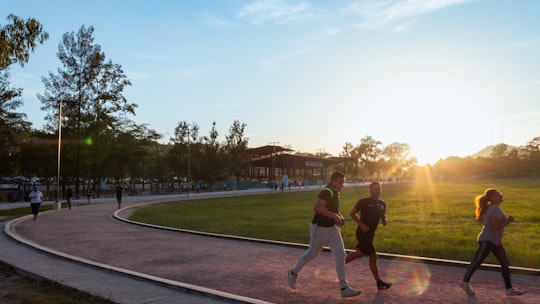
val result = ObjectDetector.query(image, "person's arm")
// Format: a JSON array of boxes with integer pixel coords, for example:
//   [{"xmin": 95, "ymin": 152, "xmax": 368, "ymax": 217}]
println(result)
[
  {"xmin": 492, "ymin": 214, "xmax": 514, "ymax": 230},
  {"xmin": 313, "ymin": 198, "xmax": 344, "ymax": 226},
  {"xmin": 381, "ymin": 214, "xmax": 387, "ymax": 226},
  {"xmin": 380, "ymin": 204, "xmax": 388, "ymax": 227},
  {"xmin": 350, "ymin": 207, "xmax": 369, "ymax": 232}
]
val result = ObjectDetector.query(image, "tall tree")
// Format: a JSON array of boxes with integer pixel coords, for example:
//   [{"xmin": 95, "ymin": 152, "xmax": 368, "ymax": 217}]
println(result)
[
  {"xmin": 356, "ymin": 136, "xmax": 382, "ymax": 178},
  {"xmin": 382, "ymin": 142, "xmax": 414, "ymax": 181},
  {"xmin": 0, "ymin": 14, "xmax": 48, "ymax": 70},
  {"xmin": 0, "ymin": 69, "xmax": 31, "ymax": 175},
  {"xmin": 224, "ymin": 120, "xmax": 249, "ymax": 190},
  {"xmin": 340, "ymin": 142, "xmax": 358, "ymax": 180},
  {"xmin": 0, "ymin": 14, "xmax": 47, "ymax": 176},
  {"xmin": 200, "ymin": 121, "xmax": 226, "ymax": 189},
  {"xmin": 169, "ymin": 121, "xmax": 200, "ymax": 187},
  {"xmin": 38, "ymin": 25, "xmax": 134, "ymax": 197}
]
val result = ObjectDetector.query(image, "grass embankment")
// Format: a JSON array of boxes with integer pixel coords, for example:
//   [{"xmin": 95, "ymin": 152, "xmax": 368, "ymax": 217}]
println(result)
[{"xmin": 130, "ymin": 180, "xmax": 540, "ymax": 269}]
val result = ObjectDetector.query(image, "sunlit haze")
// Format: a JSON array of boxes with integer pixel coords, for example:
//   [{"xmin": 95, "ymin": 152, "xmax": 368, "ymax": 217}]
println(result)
[{"xmin": 2, "ymin": 0, "xmax": 540, "ymax": 165}]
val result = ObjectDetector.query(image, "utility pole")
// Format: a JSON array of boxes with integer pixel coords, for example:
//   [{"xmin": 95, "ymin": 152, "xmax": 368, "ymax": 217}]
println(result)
[{"xmin": 269, "ymin": 141, "xmax": 280, "ymax": 180}]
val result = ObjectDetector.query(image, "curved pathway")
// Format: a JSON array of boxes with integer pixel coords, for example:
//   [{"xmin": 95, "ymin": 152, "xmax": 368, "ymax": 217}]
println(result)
[{"xmin": 4, "ymin": 191, "xmax": 540, "ymax": 303}]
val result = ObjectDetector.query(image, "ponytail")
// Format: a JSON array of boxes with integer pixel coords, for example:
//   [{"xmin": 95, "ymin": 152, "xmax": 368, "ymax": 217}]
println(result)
[{"xmin": 475, "ymin": 188, "xmax": 497, "ymax": 221}]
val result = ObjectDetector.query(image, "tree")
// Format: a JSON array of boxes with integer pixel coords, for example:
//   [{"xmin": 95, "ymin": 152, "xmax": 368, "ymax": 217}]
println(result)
[
  {"xmin": 38, "ymin": 25, "xmax": 135, "ymax": 197},
  {"xmin": 200, "ymin": 121, "xmax": 227, "ymax": 189},
  {"xmin": 340, "ymin": 142, "xmax": 358, "ymax": 180},
  {"xmin": 525, "ymin": 137, "xmax": 540, "ymax": 175},
  {"xmin": 0, "ymin": 14, "xmax": 49, "ymax": 70},
  {"xmin": 0, "ymin": 69, "xmax": 31, "ymax": 175},
  {"xmin": 382, "ymin": 142, "xmax": 414, "ymax": 181},
  {"xmin": 224, "ymin": 120, "xmax": 249, "ymax": 190},
  {"xmin": 0, "ymin": 14, "xmax": 47, "ymax": 176},
  {"xmin": 491, "ymin": 143, "xmax": 508, "ymax": 158},
  {"xmin": 356, "ymin": 136, "xmax": 382, "ymax": 179},
  {"xmin": 169, "ymin": 121, "xmax": 200, "ymax": 187}
]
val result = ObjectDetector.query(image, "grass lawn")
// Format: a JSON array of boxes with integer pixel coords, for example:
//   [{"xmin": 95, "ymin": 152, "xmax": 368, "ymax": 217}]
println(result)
[{"xmin": 130, "ymin": 179, "xmax": 540, "ymax": 269}]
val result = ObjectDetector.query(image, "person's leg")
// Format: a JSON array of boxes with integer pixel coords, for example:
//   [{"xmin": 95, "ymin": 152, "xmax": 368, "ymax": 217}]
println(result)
[
  {"xmin": 368, "ymin": 253, "xmax": 381, "ymax": 281},
  {"xmin": 291, "ymin": 223, "xmax": 327, "ymax": 274},
  {"xmin": 327, "ymin": 226, "xmax": 348, "ymax": 288},
  {"xmin": 492, "ymin": 244, "xmax": 512, "ymax": 289},
  {"xmin": 463, "ymin": 241, "xmax": 494, "ymax": 282},
  {"xmin": 346, "ymin": 248, "xmax": 363, "ymax": 263}
]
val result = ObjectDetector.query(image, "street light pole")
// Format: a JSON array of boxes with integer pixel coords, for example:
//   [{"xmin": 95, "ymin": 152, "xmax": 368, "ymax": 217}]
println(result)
[
  {"xmin": 54, "ymin": 100, "xmax": 62, "ymax": 209},
  {"xmin": 187, "ymin": 125, "xmax": 191, "ymax": 197},
  {"xmin": 269, "ymin": 141, "xmax": 280, "ymax": 180}
]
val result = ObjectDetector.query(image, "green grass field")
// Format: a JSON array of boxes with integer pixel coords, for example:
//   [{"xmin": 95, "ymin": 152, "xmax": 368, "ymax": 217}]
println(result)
[{"xmin": 130, "ymin": 179, "xmax": 540, "ymax": 269}]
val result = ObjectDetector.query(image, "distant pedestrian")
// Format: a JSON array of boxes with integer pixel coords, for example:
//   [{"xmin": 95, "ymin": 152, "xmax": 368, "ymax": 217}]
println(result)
[
  {"xmin": 86, "ymin": 186, "xmax": 93, "ymax": 204},
  {"xmin": 459, "ymin": 188, "xmax": 525, "ymax": 296},
  {"xmin": 287, "ymin": 171, "xmax": 361, "ymax": 299},
  {"xmin": 28, "ymin": 186, "xmax": 44, "ymax": 221},
  {"xmin": 66, "ymin": 186, "xmax": 73, "ymax": 210},
  {"xmin": 115, "ymin": 183, "xmax": 124, "ymax": 209},
  {"xmin": 346, "ymin": 182, "xmax": 392, "ymax": 290}
]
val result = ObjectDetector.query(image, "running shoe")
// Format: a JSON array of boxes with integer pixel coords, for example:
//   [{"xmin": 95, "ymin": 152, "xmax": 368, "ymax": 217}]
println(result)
[
  {"xmin": 459, "ymin": 280, "xmax": 475, "ymax": 295},
  {"xmin": 287, "ymin": 269, "xmax": 297, "ymax": 289},
  {"xmin": 377, "ymin": 280, "xmax": 392, "ymax": 290},
  {"xmin": 340, "ymin": 286, "xmax": 361, "ymax": 298},
  {"xmin": 505, "ymin": 287, "xmax": 525, "ymax": 296}
]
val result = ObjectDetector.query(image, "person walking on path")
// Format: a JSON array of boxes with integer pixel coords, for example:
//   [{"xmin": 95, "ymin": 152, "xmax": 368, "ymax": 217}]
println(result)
[
  {"xmin": 459, "ymin": 188, "xmax": 525, "ymax": 296},
  {"xmin": 288, "ymin": 171, "xmax": 361, "ymax": 299},
  {"xmin": 345, "ymin": 182, "xmax": 392, "ymax": 291},
  {"xmin": 66, "ymin": 186, "xmax": 73, "ymax": 210},
  {"xmin": 115, "ymin": 182, "xmax": 124, "ymax": 209},
  {"xmin": 28, "ymin": 186, "xmax": 44, "ymax": 221},
  {"xmin": 86, "ymin": 186, "xmax": 93, "ymax": 204}
]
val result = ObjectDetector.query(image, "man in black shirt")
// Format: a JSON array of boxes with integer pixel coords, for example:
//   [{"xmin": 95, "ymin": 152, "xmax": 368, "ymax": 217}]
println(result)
[
  {"xmin": 288, "ymin": 171, "xmax": 361, "ymax": 298},
  {"xmin": 346, "ymin": 182, "xmax": 392, "ymax": 290}
]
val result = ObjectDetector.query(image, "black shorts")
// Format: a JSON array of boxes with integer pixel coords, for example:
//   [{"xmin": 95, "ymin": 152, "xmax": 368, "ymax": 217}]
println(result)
[
  {"xmin": 355, "ymin": 230, "xmax": 376, "ymax": 255},
  {"xmin": 30, "ymin": 203, "xmax": 41, "ymax": 215}
]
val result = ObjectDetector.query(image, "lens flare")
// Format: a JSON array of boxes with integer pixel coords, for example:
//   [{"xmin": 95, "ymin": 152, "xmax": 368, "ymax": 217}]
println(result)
[
  {"xmin": 386, "ymin": 258, "xmax": 431, "ymax": 296},
  {"xmin": 85, "ymin": 137, "xmax": 93, "ymax": 145}
]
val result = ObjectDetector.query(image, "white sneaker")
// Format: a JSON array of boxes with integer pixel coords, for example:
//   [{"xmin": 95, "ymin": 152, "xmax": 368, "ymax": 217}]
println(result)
[
  {"xmin": 287, "ymin": 270, "xmax": 297, "ymax": 289},
  {"xmin": 506, "ymin": 287, "xmax": 525, "ymax": 296},
  {"xmin": 340, "ymin": 286, "xmax": 361, "ymax": 298},
  {"xmin": 459, "ymin": 280, "xmax": 475, "ymax": 295}
]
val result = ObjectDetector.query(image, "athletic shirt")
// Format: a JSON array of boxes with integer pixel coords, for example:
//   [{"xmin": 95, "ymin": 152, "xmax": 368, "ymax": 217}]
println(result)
[
  {"xmin": 311, "ymin": 186, "xmax": 339, "ymax": 227},
  {"xmin": 478, "ymin": 204, "xmax": 506, "ymax": 246},
  {"xmin": 28, "ymin": 190, "xmax": 43, "ymax": 204},
  {"xmin": 353, "ymin": 197, "xmax": 387, "ymax": 233}
]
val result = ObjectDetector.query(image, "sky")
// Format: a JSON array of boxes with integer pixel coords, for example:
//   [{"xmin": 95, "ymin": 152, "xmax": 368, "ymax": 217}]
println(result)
[{"xmin": 2, "ymin": 0, "xmax": 540, "ymax": 165}]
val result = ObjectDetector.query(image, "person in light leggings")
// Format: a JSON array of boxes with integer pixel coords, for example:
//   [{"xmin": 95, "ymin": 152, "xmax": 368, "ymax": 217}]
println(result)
[
  {"xmin": 459, "ymin": 188, "xmax": 524, "ymax": 296},
  {"xmin": 287, "ymin": 171, "xmax": 361, "ymax": 298}
]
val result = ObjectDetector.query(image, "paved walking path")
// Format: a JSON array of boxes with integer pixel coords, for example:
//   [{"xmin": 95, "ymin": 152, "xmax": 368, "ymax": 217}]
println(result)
[{"xmin": 1, "ymin": 188, "xmax": 539, "ymax": 303}]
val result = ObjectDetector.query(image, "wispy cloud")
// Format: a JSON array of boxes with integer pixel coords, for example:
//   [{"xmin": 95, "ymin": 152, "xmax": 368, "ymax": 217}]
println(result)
[
  {"xmin": 256, "ymin": 0, "xmax": 474, "ymax": 70},
  {"xmin": 237, "ymin": 0, "xmax": 311, "ymax": 25},
  {"xmin": 200, "ymin": 12, "xmax": 238, "ymax": 29},
  {"xmin": 320, "ymin": 26, "xmax": 342, "ymax": 38},
  {"xmin": 257, "ymin": 45, "xmax": 316, "ymax": 71},
  {"xmin": 348, "ymin": 0, "xmax": 475, "ymax": 29}
]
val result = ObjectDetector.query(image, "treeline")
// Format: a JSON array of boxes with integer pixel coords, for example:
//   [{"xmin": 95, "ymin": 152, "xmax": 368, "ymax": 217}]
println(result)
[
  {"xmin": 427, "ymin": 141, "xmax": 540, "ymax": 180},
  {"xmin": 1, "ymin": 18, "xmax": 252, "ymax": 197}
]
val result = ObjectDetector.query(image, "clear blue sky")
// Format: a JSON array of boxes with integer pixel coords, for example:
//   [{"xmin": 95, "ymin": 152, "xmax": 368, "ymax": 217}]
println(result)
[{"xmin": 2, "ymin": 0, "xmax": 540, "ymax": 165}]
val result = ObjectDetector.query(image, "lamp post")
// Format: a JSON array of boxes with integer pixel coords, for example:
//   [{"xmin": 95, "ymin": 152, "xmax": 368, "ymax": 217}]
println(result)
[
  {"xmin": 54, "ymin": 100, "xmax": 62, "ymax": 209},
  {"xmin": 186, "ymin": 123, "xmax": 196, "ymax": 197},
  {"xmin": 187, "ymin": 125, "xmax": 191, "ymax": 197},
  {"xmin": 269, "ymin": 141, "xmax": 280, "ymax": 181}
]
